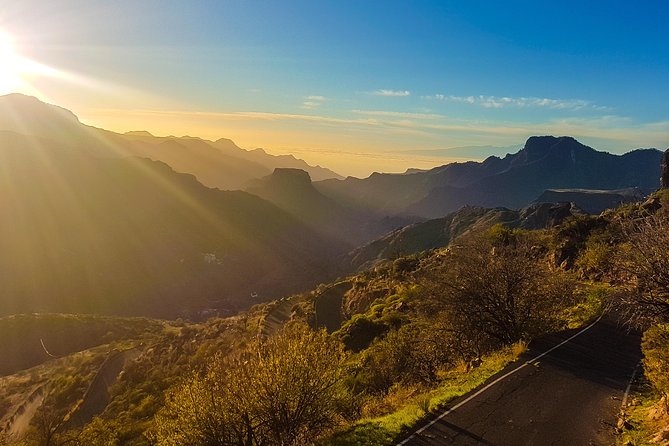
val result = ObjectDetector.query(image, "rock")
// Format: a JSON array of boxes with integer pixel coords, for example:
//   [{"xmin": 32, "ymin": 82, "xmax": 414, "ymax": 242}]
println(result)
[
  {"xmin": 642, "ymin": 195, "xmax": 662, "ymax": 212},
  {"xmin": 617, "ymin": 417, "xmax": 633, "ymax": 431},
  {"xmin": 661, "ymin": 148, "xmax": 669, "ymax": 188}
]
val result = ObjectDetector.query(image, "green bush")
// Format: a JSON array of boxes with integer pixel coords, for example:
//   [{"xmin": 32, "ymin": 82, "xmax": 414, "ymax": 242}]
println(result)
[{"xmin": 642, "ymin": 324, "xmax": 669, "ymax": 404}]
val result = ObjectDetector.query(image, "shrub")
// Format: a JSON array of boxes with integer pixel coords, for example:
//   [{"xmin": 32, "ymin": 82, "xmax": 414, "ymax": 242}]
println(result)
[{"xmin": 642, "ymin": 324, "xmax": 669, "ymax": 410}]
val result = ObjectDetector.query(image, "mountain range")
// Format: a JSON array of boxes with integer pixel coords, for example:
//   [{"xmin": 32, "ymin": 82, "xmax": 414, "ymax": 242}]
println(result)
[
  {"xmin": 0, "ymin": 93, "xmax": 664, "ymax": 318},
  {"xmin": 316, "ymin": 136, "xmax": 662, "ymax": 218},
  {"xmin": 245, "ymin": 168, "xmax": 413, "ymax": 247},
  {"xmin": 0, "ymin": 130, "xmax": 340, "ymax": 318},
  {"xmin": 0, "ymin": 93, "xmax": 342, "ymax": 190}
]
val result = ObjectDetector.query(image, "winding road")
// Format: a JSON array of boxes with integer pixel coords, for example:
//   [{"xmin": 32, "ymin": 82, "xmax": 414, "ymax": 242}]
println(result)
[{"xmin": 399, "ymin": 316, "xmax": 641, "ymax": 445}]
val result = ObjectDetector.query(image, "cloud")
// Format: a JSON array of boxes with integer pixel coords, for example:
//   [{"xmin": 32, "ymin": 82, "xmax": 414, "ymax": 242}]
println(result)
[
  {"xmin": 90, "ymin": 107, "xmax": 669, "ymax": 153},
  {"xmin": 425, "ymin": 94, "xmax": 609, "ymax": 111},
  {"xmin": 301, "ymin": 95, "xmax": 326, "ymax": 109},
  {"xmin": 352, "ymin": 110, "xmax": 442, "ymax": 120},
  {"xmin": 371, "ymin": 89, "xmax": 411, "ymax": 97},
  {"xmin": 301, "ymin": 101, "xmax": 321, "ymax": 110}
]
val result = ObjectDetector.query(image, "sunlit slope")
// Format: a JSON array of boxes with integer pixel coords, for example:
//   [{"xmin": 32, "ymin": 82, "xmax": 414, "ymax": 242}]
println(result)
[
  {"xmin": 0, "ymin": 134, "xmax": 339, "ymax": 317},
  {"xmin": 0, "ymin": 313, "xmax": 165, "ymax": 376},
  {"xmin": 344, "ymin": 202, "xmax": 584, "ymax": 271}
]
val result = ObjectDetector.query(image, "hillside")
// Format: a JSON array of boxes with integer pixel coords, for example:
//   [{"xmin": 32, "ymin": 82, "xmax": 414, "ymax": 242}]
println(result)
[
  {"xmin": 4, "ymin": 191, "xmax": 669, "ymax": 445},
  {"xmin": 0, "ymin": 314, "xmax": 165, "ymax": 377},
  {"xmin": 316, "ymin": 136, "xmax": 662, "ymax": 219},
  {"xmin": 345, "ymin": 202, "xmax": 584, "ymax": 271},
  {"xmin": 0, "ymin": 133, "xmax": 340, "ymax": 318}
]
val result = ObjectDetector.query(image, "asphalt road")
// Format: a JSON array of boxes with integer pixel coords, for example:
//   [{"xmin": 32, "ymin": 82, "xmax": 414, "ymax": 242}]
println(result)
[{"xmin": 399, "ymin": 317, "xmax": 642, "ymax": 446}]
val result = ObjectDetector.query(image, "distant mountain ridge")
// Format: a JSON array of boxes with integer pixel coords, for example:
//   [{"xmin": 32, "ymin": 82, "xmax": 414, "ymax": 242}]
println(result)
[
  {"xmin": 0, "ymin": 93, "xmax": 343, "ymax": 190},
  {"xmin": 245, "ymin": 168, "xmax": 416, "ymax": 246},
  {"xmin": 535, "ymin": 188, "xmax": 645, "ymax": 214},
  {"xmin": 316, "ymin": 136, "xmax": 662, "ymax": 218},
  {"xmin": 0, "ymin": 93, "xmax": 663, "ymax": 319},
  {"xmin": 345, "ymin": 202, "xmax": 585, "ymax": 271}
]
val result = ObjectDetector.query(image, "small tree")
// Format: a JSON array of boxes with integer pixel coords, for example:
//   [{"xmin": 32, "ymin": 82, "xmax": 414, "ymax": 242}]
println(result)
[
  {"xmin": 422, "ymin": 231, "xmax": 574, "ymax": 346},
  {"xmin": 614, "ymin": 210, "xmax": 669, "ymax": 325}
]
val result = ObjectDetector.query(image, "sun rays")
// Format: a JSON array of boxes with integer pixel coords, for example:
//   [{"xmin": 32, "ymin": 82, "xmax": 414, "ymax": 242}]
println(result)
[{"xmin": 0, "ymin": 29, "xmax": 68, "ymax": 97}]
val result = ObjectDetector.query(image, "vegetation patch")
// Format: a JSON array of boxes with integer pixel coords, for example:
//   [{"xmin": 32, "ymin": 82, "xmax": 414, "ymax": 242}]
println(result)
[{"xmin": 321, "ymin": 344, "xmax": 524, "ymax": 446}]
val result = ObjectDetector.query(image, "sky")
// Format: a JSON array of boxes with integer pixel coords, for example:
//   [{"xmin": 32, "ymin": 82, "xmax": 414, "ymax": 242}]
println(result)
[{"xmin": 0, "ymin": 0, "xmax": 668, "ymax": 177}]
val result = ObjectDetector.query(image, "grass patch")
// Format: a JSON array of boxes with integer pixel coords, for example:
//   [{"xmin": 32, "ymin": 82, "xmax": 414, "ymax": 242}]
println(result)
[
  {"xmin": 620, "ymin": 382, "xmax": 669, "ymax": 446},
  {"xmin": 321, "ymin": 343, "xmax": 524, "ymax": 446},
  {"xmin": 564, "ymin": 282, "xmax": 608, "ymax": 329}
]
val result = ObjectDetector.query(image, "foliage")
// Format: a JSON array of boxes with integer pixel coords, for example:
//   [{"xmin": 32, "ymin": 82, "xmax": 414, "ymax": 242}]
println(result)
[
  {"xmin": 354, "ymin": 317, "xmax": 476, "ymax": 394},
  {"xmin": 575, "ymin": 238, "xmax": 616, "ymax": 279},
  {"xmin": 614, "ymin": 210, "xmax": 669, "ymax": 325},
  {"xmin": 152, "ymin": 323, "xmax": 352, "ymax": 446},
  {"xmin": 552, "ymin": 214, "xmax": 608, "ymax": 269},
  {"xmin": 422, "ymin": 232, "xmax": 575, "ymax": 345},
  {"xmin": 562, "ymin": 283, "xmax": 608, "ymax": 329},
  {"xmin": 321, "ymin": 343, "xmax": 524, "ymax": 446},
  {"xmin": 643, "ymin": 324, "xmax": 669, "ymax": 404}
]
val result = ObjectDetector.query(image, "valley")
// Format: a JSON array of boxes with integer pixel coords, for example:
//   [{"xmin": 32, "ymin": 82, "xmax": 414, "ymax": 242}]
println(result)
[{"xmin": 0, "ymin": 94, "xmax": 667, "ymax": 446}]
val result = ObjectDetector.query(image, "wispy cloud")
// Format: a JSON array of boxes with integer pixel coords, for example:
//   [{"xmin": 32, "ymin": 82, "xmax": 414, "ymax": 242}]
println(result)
[
  {"xmin": 371, "ymin": 89, "xmax": 411, "ymax": 97},
  {"xmin": 424, "ymin": 94, "xmax": 609, "ymax": 111},
  {"xmin": 90, "ymin": 107, "xmax": 669, "ymax": 153},
  {"xmin": 352, "ymin": 110, "xmax": 442, "ymax": 120},
  {"xmin": 301, "ymin": 101, "xmax": 321, "ymax": 110},
  {"xmin": 301, "ymin": 95, "xmax": 327, "ymax": 110}
]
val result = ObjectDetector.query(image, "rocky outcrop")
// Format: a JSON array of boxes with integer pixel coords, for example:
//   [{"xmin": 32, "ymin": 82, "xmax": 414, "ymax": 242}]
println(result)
[
  {"xmin": 661, "ymin": 148, "xmax": 669, "ymax": 188},
  {"xmin": 535, "ymin": 188, "xmax": 644, "ymax": 214}
]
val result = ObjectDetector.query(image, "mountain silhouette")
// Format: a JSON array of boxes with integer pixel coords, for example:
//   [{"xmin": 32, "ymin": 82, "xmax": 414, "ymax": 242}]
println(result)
[
  {"xmin": 317, "ymin": 136, "xmax": 662, "ymax": 218},
  {"xmin": 245, "ymin": 168, "xmax": 414, "ymax": 246},
  {"xmin": 0, "ymin": 94, "xmax": 342, "ymax": 190}
]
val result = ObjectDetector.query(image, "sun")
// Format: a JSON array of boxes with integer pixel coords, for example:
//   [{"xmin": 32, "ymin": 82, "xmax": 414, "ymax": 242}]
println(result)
[{"xmin": 0, "ymin": 31, "xmax": 25, "ymax": 94}]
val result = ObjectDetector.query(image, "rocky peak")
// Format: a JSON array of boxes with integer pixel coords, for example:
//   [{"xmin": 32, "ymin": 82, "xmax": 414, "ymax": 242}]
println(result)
[
  {"xmin": 245, "ymin": 168, "xmax": 315, "ymax": 198},
  {"xmin": 269, "ymin": 168, "xmax": 312, "ymax": 185},
  {"xmin": 516, "ymin": 136, "xmax": 586, "ymax": 165}
]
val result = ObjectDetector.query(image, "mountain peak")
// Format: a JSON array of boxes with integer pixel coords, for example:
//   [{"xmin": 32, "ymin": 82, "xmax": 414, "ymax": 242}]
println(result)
[
  {"xmin": 0, "ymin": 93, "xmax": 84, "ymax": 142},
  {"xmin": 0, "ymin": 93, "xmax": 80, "ymax": 123},
  {"xmin": 268, "ymin": 167, "xmax": 312, "ymax": 184},
  {"xmin": 125, "ymin": 130, "xmax": 154, "ymax": 137},
  {"xmin": 517, "ymin": 135, "xmax": 593, "ymax": 164}
]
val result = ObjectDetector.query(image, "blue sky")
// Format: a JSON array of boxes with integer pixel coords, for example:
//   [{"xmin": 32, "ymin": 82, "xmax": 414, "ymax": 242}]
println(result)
[{"xmin": 1, "ymin": 0, "xmax": 668, "ymax": 176}]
